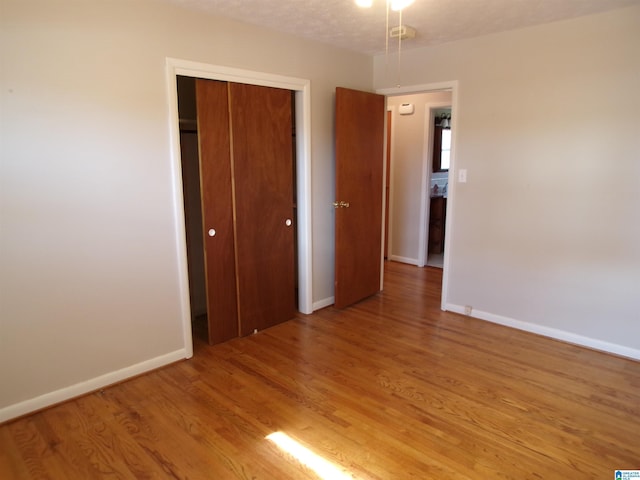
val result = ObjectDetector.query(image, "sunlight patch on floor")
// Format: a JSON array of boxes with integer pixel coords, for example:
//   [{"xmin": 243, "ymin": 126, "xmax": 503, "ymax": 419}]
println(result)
[{"xmin": 266, "ymin": 431, "xmax": 356, "ymax": 479}]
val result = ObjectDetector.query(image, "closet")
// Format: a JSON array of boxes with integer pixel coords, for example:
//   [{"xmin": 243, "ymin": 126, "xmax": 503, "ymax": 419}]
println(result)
[{"xmin": 178, "ymin": 77, "xmax": 297, "ymax": 345}]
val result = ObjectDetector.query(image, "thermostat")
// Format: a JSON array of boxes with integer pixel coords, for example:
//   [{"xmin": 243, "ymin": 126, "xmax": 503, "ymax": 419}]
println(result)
[{"xmin": 399, "ymin": 103, "xmax": 414, "ymax": 115}]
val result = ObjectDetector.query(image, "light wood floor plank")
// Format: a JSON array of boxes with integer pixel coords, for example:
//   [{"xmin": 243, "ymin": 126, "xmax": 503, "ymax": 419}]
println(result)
[{"xmin": 1, "ymin": 261, "xmax": 639, "ymax": 479}]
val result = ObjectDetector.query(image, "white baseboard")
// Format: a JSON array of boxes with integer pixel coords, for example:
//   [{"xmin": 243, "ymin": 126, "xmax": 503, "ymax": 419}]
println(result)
[
  {"xmin": 0, "ymin": 349, "xmax": 188, "ymax": 424},
  {"xmin": 389, "ymin": 255, "xmax": 420, "ymax": 266},
  {"xmin": 444, "ymin": 303, "xmax": 640, "ymax": 361},
  {"xmin": 313, "ymin": 296, "xmax": 334, "ymax": 311}
]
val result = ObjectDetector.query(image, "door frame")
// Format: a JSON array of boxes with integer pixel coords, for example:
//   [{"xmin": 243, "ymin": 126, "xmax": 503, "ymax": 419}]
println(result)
[
  {"xmin": 166, "ymin": 58, "xmax": 313, "ymax": 357},
  {"xmin": 384, "ymin": 107, "xmax": 394, "ymax": 261},
  {"xmin": 378, "ymin": 81, "xmax": 458, "ymax": 311}
]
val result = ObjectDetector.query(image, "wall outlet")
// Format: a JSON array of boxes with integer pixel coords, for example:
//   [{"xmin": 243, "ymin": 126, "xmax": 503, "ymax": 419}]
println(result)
[{"xmin": 464, "ymin": 305, "xmax": 472, "ymax": 315}]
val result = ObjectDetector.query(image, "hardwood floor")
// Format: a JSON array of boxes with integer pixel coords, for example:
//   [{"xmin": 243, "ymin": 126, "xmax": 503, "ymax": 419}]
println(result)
[{"xmin": 1, "ymin": 261, "xmax": 639, "ymax": 479}]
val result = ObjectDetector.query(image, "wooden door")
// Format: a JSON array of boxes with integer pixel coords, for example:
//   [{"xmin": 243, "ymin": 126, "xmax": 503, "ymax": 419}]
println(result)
[
  {"xmin": 385, "ymin": 110, "xmax": 392, "ymax": 259},
  {"xmin": 334, "ymin": 87, "xmax": 385, "ymax": 309},
  {"xmin": 195, "ymin": 79, "xmax": 238, "ymax": 344},
  {"xmin": 230, "ymin": 83, "xmax": 296, "ymax": 335}
]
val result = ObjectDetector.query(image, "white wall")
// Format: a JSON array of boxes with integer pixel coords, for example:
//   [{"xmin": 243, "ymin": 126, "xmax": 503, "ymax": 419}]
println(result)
[
  {"xmin": 387, "ymin": 92, "xmax": 451, "ymax": 264},
  {"xmin": 375, "ymin": 6, "xmax": 640, "ymax": 356},
  {"xmin": 0, "ymin": 0, "xmax": 372, "ymax": 419}
]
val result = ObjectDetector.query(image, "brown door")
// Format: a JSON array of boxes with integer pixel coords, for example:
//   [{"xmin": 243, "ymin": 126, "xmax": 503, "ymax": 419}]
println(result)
[
  {"xmin": 230, "ymin": 83, "xmax": 296, "ymax": 336},
  {"xmin": 195, "ymin": 79, "xmax": 238, "ymax": 344},
  {"xmin": 334, "ymin": 87, "xmax": 385, "ymax": 309},
  {"xmin": 385, "ymin": 109, "xmax": 392, "ymax": 259},
  {"xmin": 195, "ymin": 80, "xmax": 296, "ymax": 343}
]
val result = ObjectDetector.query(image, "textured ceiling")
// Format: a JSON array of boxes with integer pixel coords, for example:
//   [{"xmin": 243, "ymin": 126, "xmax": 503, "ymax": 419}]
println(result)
[{"xmin": 162, "ymin": 0, "xmax": 640, "ymax": 55}]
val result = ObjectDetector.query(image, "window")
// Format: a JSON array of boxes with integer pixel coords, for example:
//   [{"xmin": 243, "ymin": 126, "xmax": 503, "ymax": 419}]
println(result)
[
  {"xmin": 440, "ymin": 128, "xmax": 451, "ymax": 170},
  {"xmin": 432, "ymin": 124, "xmax": 451, "ymax": 172}
]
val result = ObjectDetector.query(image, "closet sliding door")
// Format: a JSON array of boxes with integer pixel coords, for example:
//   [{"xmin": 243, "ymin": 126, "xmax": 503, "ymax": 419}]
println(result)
[
  {"xmin": 195, "ymin": 79, "xmax": 238, "ymax": 345},
  {"xmin": 230, "ymin": 83, "xmax": 296, "ymax": 336},
  {"xmin": 195, "ymin": 79, "xmax": 296, "ymax": 344}
]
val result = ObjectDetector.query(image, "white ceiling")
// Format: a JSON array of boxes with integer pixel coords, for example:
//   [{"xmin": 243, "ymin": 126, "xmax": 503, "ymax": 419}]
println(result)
[{"xmin": 162, "ymin": 0, "xmax": 640, "ymax": 55}]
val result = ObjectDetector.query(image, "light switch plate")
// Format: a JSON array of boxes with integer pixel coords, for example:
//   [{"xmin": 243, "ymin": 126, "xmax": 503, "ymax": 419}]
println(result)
[{"xmin": 458, "ymin": 169, "xmax": 467, "ymax": 183}]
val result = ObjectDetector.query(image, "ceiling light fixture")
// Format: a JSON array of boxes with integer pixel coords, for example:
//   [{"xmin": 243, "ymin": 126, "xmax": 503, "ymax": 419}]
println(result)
[
  {"xmin": 390, "ymin": 0, "xmax": 415, "ymax": 11},
  {"xmin": 355, "ymin": 0, "xmax": 415, "ymax": 12},
  {"xmin": 439, "ymin": 113, "xmax": 451, "ymax": 129},
  {"xmin": 355, "ymin": 0, "xmax": 416, "ymax": 87}
]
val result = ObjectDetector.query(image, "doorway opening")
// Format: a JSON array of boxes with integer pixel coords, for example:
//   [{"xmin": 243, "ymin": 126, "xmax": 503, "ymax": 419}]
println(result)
[
  {"xmin": 426, "ymin": 106, "xmax": 451, "ymax": 269},
  {"xmin": 166, "ymin": 59, "xmax": 312, "ymax": 358},
  {"xmin": 379, "ymin": 81, "xmax": 458, "ymax": 311}
]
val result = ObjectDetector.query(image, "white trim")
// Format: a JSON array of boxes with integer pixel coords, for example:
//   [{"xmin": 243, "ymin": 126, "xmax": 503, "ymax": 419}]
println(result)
[
  {"xmin": 445, "ymin": 304, "xmax": 640, "ymax": 361},
  {"xmin": 294, "ymin": 88, "xmax": 313, "ymax": 314},
  {"xmin": 378, "ymin": 80, "xmax": 459, "ymax": 311},
  {"xmin": 166, "ymin": 66, "xmax": 194, "ymax": 358},
  {"xmin": 389, "ymin": 254, "xmax": 420, "ymax": 266},
  {"xmin": 313, "ymin": 296, "xmax": 335, "ymax": 311},
  {"xmin": 0, "ymin": 349, "xmax": 187, "ymax": 423},
  {"xmin": 168, "ymin": 58, "xmax": 309, "ymax": 91},
  {"xmin": 441, "ymin": 84, "xmax": 459, "ymax": 311},
  {"xmin": 165, "ymin": 56, "xmax": 315, "ymax": 363}
]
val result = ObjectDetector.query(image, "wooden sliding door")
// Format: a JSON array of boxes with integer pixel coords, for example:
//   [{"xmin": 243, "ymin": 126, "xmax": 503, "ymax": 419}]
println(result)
[
  {"xmin": 196, "ymin": 79, "xmax": 238, "ymax": 345},
  {"xmin": 229, "ymin": 83, "xmax": 296, "ymax": 336},
  {"xmin": 195, "ymin": 79, "xmax": 295, "ymax": 344}
]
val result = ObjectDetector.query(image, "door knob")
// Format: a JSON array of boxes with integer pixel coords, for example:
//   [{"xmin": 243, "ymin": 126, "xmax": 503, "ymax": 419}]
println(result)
[
  {"xmin": 208, "ymin": 228, "xmax": 216, "ymax": 237},
  {"xmin": 285, "ymin": 219, "xmax": 292, "ymax": 227},
  {"xmin": 333, "ymin": 201, "xmax": 350, "ymax": 208}
]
